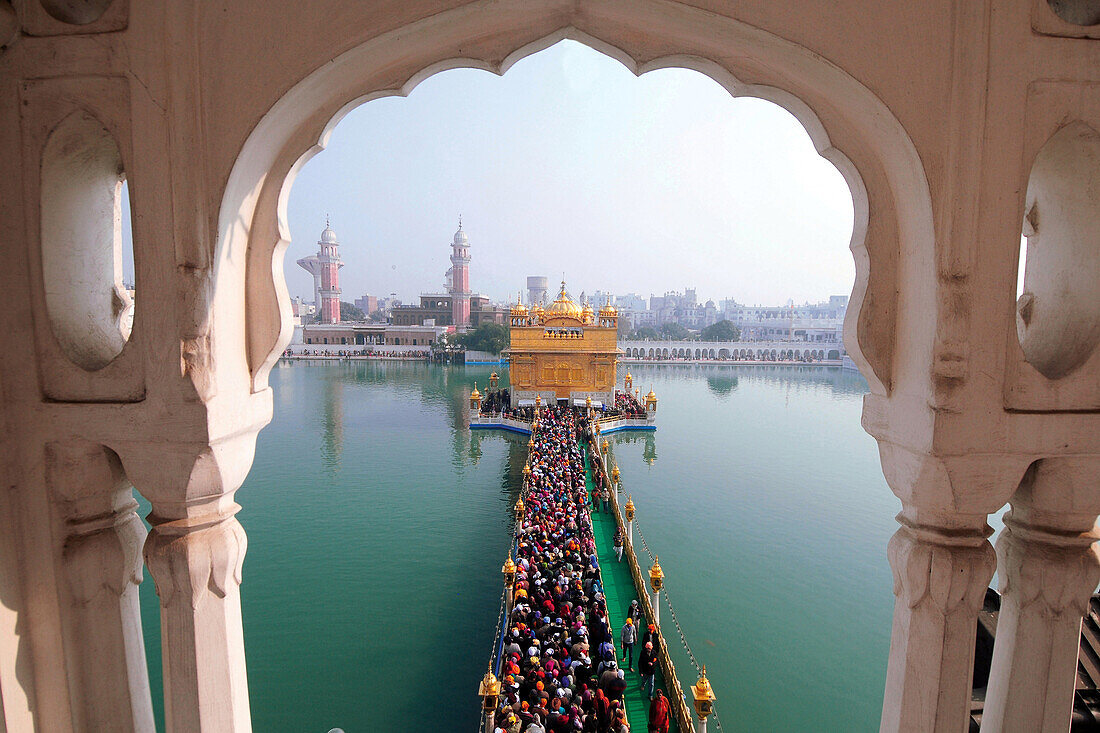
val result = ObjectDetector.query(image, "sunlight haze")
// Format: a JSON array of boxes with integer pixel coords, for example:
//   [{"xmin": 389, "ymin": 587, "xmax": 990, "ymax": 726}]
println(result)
[{"xmin": 283, "ymin": 39, "xmax": 856, "ymax": 306}]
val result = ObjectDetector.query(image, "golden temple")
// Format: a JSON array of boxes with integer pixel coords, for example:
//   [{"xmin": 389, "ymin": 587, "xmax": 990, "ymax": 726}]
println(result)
[{"xmin": 505, "ymin": 280, "xmax": 620, "ymax": 402}]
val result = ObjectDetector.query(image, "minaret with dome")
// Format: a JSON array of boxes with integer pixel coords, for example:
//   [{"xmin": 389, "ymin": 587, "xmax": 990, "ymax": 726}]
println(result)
[
  {"xmin": 296, "ymin": 217, "xmax": 345, "ymax": 324},
  {"xmin": 448, "ymin": 217, "xmax": 472, "ymax": 327}
]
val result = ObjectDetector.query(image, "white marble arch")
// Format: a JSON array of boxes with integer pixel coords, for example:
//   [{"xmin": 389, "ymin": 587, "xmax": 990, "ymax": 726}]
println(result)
[{"xmin": 5, "ymin": 2, "xmax": 1100, "ymax": 732}]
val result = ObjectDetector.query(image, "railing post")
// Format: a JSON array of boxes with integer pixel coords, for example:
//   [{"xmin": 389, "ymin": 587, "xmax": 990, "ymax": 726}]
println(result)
[
  {"xmin": 880, "ymin": 510, "xmax": 994, "ymax": 733},
  {"xmin": 981, "ymin": 458, "xmax": 1100, "ymax": 733},
  {"xmin": 126, "ymin": 435, "xmax": 257, "ymax": 733},
  {"xmin": 45, "ymin": 441, "xmax": 155, "ymax": 733}
]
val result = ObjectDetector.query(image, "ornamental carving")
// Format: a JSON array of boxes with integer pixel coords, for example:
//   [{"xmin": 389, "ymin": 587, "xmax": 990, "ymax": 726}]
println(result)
[
  {"xmin": 144, "ymin": 514, "xmax": 247, "ymax": 609},
  {"xmin": 887, "ymin": 527, "xmax": 995, "ymax": 614},
  {"xmin": 996, "ymin": 523, "xmax": 1100, "ymax": 617}
]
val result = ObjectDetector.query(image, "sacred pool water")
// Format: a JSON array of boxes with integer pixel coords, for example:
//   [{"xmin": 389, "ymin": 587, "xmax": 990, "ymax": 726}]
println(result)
[{"xmin": 138, "ymin": 360, "xmax": 904, "ymax": 731}]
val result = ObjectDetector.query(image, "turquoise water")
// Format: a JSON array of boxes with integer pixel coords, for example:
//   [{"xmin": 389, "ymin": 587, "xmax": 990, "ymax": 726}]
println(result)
[{"xmin": 139, "ymin": 361, "xmax": 899, "ymax": 731}]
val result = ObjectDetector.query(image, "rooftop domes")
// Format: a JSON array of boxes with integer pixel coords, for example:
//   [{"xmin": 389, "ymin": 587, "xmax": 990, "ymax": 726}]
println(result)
[
  {"xmin": 320, "ymin": 224, "xmax": 338, "ymax": 244},
  {"xmin": 544, "ymin": 280, "xmax": 584, "ymax": 322},
  {"xmin": 510, "ymin": 292, "xmax": 529, "ymax": 317}
]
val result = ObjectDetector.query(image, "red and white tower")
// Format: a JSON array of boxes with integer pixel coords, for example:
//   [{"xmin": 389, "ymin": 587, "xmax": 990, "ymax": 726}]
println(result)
[
  {"xmin": 297, "ymin": 219, "xmax": 344, "ymax": 324},
  {"xmin": 449, "ymin": 217, "xmax": 472, "ymax": 327}
]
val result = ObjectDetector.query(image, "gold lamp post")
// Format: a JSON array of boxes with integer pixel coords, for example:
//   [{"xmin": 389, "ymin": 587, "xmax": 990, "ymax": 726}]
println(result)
[
  {"xmin": 601, "ymin": 439, "xmax": 609, "ymax": 454},
  {"xmin": 534, "ymin": 394, "xmax": 541, "ymax": 417},
  {"xmin": 611, "ymin": 464, "xmax": 621, "ymax": 494},
  {"xmin": 489, "ymin": 372, "xmax": 499, "ymax": 390},
  {"xmin": 691, "ymin": 667, "xmax": 717, "ymax": 733},
  {"xmin": 649, "ymin": 556, "xmax": 664, "ymax": 626},
  {"xmin": 478, "ymin": 670, "xmax": 501, "ymax": 732},
  {"xmin": 514, "ymin": 497, "xmax": 525, "ymax": 518},
  {"xmin": 624, "ymin": 495, "xmax": 635, "ymax": 546},
  {"xmin": 470, "ymin": 383, "xmax": 482, "ymax": 413},
  {"xmin": 527, "ymin": 436, "xmax": 535, "ymax": 450},
  {"xmin": 522, "ymin": 464, "xmax": 531, "ymax": 489},
  {"xmin": 502, "ymin": 553, "xmax": 517, "ymax": 611}
]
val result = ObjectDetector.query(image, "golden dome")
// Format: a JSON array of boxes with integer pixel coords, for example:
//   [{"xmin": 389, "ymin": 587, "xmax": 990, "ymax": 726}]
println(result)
[
  {"xmin": 544, "ymin": 280, "xmax": 584, "ymax": 323},
  {"xmin": 582, "ymin": 301, "xmax": 595, "ymax": 324},
  {"xmin": 599, "ymin": 295, "xmax": 618, "ymax": 317},
  {"xmin": 470, "ymin": 383, "xmax": 481, "ymax": 399}
]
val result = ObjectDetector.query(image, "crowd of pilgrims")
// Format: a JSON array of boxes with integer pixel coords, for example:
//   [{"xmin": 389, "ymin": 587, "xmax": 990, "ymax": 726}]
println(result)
[
  {"xmin": 610, "ymin": 392, "xmax": 645, "ymax": 419},
  {"xmin": 477, "ymin": 390, "xmax": 647, "ymax": 423},
  {"xmin": 493, "ymin": 407, "xmax": 671, "ymax": 733}
]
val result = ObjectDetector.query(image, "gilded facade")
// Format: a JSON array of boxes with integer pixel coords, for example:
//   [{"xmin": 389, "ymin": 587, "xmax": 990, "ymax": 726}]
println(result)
[{"xmin": 507, "ymin": 282, "xmax": 620, "ymax": 401}]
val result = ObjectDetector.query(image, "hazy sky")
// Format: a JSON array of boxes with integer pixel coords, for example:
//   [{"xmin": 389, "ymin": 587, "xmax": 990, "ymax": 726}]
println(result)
[{"xmin": 129, "ymin": 40, "xmax": 858, "ymax": 308}]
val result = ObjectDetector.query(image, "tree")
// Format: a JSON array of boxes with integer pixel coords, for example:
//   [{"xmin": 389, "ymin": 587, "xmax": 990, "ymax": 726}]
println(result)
[
  {"xmin": 457, "ymin": 322, "xmax": 510, "ymax": 354},
  {"xmin": 368, "ymin": 309, "xmax": 386, "ymax": 322},
  {"xmin": 340, "ymin": 301, "xmax": 365, "ymax": 321},
  {"xmin": 700, "ymin": 319, "xmax": 740, "ymax": 341},
  {"xmin": 631, "ymin": 326, "xmax": 660, "ymax": 340},
  {"xmin": 659, "ymin": 322, "xmax": 691, "ymax": 341}
]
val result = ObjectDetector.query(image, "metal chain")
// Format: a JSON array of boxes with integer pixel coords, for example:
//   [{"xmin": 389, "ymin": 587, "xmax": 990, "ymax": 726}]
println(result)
[
  {"xmin": 488, "ymin": 582, "xmax": 508, "ymax": 674},
  {"xmin": 632, "ymin": 516, "xmax": 725, "ymax": 732}
]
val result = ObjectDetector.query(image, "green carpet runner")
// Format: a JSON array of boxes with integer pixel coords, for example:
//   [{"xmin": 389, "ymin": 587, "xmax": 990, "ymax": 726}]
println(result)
[{"xmin": 583, "ymin": 445, "xmax": 678, "ymax": 732}]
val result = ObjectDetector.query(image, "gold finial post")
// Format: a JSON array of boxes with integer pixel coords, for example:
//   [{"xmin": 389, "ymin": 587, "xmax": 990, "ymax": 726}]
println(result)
[
  {"xmin": 692, "ymin": 666, "xmax": 717, "ymax": 726},
  {"xmin": 478, "ymin": 670, "xmax": 501, "ymax": 719}
]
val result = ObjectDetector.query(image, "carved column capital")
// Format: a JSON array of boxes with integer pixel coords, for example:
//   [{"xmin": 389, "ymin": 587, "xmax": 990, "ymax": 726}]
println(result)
[
  {"xmin": 996, "ymin": 515, "xmax": 1100, "ymax": 618},
  {"xmin": 63, "ymin": 502, "xmax": 146, "ymax": 604},
  {"xmin": 888, "ymin": 517, "xmax": 996, "ymax": 615},
  {"xmin": 143, "ymin": 507, "xmax": 247, "ymax": 610}
]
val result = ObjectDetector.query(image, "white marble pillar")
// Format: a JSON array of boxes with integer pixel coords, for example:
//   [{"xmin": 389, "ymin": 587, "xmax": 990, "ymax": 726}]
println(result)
[
  {"xmin": 880, "ymin": 514, "xmax": 995, "ymax": 733},
  {"xmin": 128, "ymin": 438, "xmax": 255, "ymax": 733},
  {"xmin": 981, "ymin": 459, "xmax": 1100, "ymax": 733},
  {"xmin": 694, "ymin": 718, "xmax": 708, "ymax": 733},
  {"xmin": 46, "ymin": 441, "xmax": 155, "ymax": 733},
  {"xmin": 650, "ymin": 590, "xmax": 661, "ymax": 627}
]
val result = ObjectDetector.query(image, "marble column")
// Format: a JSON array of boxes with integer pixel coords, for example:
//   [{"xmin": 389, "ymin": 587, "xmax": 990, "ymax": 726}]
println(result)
[
  {"xmin": 981, "ymin": 459, "xmax": 1100, "ymax": 733},
  {"xmin": 127, "ymin": 438, "xmax": 255, "ymax": 733},
  {"xmin": 880, "ymin": 512, "xmax": 995, "ymax": 733},
  {"xmin": 46, "ymin": 441, "xmax": 154, "ymax": 733}
]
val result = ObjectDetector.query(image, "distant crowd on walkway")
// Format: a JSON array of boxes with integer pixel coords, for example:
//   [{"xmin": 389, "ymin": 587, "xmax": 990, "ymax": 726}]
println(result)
[
  {"xmin": 493, "ymin": 407, "xmax": 670, "ymax": 733},
  {"xmin": 281, "ymin": 348, "xmax": 429, "ymax": 359}
]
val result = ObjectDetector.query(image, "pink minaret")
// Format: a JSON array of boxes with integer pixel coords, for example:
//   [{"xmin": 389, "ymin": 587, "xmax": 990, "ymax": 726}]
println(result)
[
  {"xmin": 297, "ymin": 218, "xmax": 344, "ymax": 324},
  {"xmin": 450, "ymin": 217, "xmax": 471, "ymax": 327}
]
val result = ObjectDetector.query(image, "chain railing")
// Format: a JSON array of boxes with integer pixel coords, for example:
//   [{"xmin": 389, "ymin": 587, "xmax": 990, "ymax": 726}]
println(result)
[
  {"xmin": 632, "ymin": 521, "xmax": 724, "ymax": 732},
  {"xmin": 599, "ymin": 433, "xmax": 725, "ymax": 733},
  {"xmin": 590, "ymin": 435, "xmax": 694, "ymax": 733}
]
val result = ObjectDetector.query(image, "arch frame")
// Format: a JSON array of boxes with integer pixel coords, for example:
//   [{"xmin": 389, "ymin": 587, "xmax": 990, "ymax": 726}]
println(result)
[{"xmin": 211, "ymin": 0, "xmax": 937, "ymax": 407}]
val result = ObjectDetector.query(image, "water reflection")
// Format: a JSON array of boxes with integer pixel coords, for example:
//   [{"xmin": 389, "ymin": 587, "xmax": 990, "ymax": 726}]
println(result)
[
  {"xmin": 625, "ymin": 363, "xmax": 866, "ymax": 396},
  {"xmin": 706, "ymin": 374, "xmax": 738, "ymax": 397}
]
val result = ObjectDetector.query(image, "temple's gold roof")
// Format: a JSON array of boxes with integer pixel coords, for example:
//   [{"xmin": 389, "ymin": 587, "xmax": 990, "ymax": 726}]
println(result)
[
  {"xmin": 544, "ymin": 280, "xmax": 584, "ymax": 323},
  {"xmin": 599, "ymin": 295, "xmax": 618, "ymax": 317}
]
